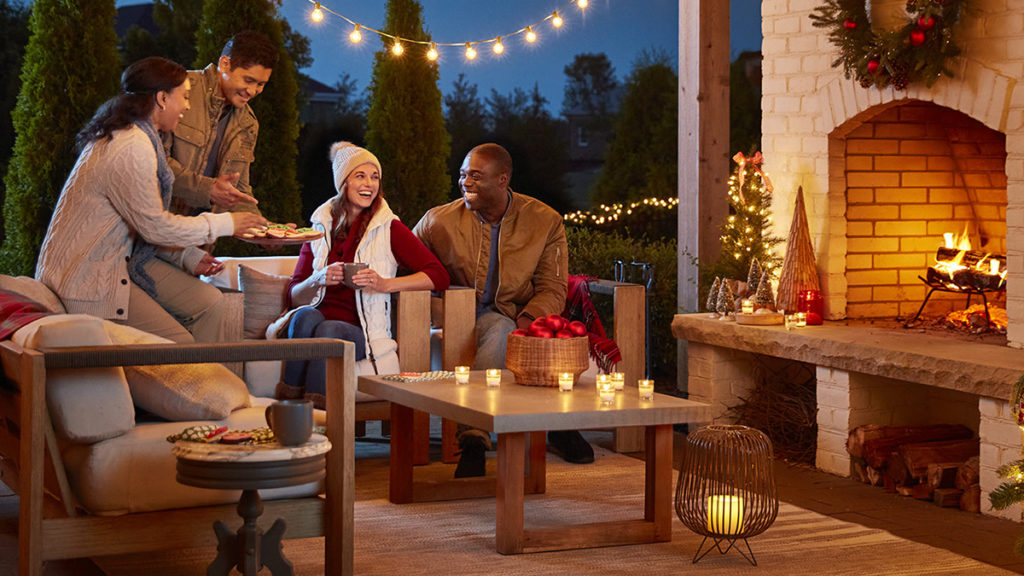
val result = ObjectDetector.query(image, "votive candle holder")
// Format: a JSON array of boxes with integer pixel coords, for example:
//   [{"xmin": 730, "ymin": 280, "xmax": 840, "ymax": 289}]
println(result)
[
  {"xmin": 558, "ymin": 372, "xmax": 574, "ymax": 392},
  {"xmin": 610, "ymin": 372, "xmax": 625, "ymax": 391},
  {"xmin": 638, "ymin": 379, "xmax": 654, "ymax": 400},
  {"xmin": 598, "ymin": 380, "xmax": 616, "ymax": 405},
  {"xmin": 454, "ymin": 365, "xmax": 470, "ymax": 385},
  {"xmin": 485, "ymin": 368, "xmax": 501, "ymax": 388}
]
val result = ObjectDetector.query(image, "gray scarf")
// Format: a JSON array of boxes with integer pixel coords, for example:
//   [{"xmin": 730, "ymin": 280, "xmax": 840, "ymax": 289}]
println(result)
[{"xmin": 128, "ymin": 119, "xmax": 174, "ymax": 299}]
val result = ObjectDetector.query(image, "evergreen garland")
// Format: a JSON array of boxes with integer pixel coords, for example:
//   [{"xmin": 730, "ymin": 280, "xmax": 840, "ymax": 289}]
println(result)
[
  {"xmin": 989, "ymin": 372, "xmax": 1024, "ymax": 553},
  {"xmin": 809, "ymin": 0, "xmax": 968, "ymax": 90}
]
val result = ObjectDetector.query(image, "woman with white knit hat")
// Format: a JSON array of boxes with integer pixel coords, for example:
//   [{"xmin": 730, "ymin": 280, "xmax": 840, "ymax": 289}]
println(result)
[{"xmin": 269, "ymin": 142, "xmax": 449, "ymax": 405}]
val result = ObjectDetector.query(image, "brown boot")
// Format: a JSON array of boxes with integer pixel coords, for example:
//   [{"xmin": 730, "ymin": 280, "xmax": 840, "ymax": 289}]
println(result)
[
  {"xmin": 275, "ymin": 381, "xmax": 305, "ymax": 401},
  {"xmin": 304, "ymin": 392, "xmax": 326, "ymax": 411}
]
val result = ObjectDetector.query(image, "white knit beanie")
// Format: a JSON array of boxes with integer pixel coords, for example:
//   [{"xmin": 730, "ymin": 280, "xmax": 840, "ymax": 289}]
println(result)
[{"xmin": 330, "ymin": 141, "xmax": 382, "ymax": 194}]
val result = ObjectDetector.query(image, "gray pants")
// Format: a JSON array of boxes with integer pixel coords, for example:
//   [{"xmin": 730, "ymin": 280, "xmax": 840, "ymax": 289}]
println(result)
[
  {"xmin": 118, "ymin": 258, "xmax": 228, "ymax": 344},
  {"xmin": 458, "ymin": 310, "xmax": 517, "ymax": 448}
]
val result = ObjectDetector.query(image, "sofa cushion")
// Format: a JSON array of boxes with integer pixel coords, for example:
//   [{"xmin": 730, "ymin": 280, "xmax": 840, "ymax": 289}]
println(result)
[
  {"xmin": 11, "ymin": 315, "xmax": 135, "ymax": 443},
  {"xmin": 237, "ymin": 264, "xmax": 290, "ymax": 339},
  {"xmin": 0, "ymin": 275, "xmax": 66, "ymax": 313},
  {"xmin": 60, "ymin": 406, "xmax": 321, "ymax": 515},
  {"xmin": 104, "ymin": 323, "xmax": 251, "ymax": 421}
]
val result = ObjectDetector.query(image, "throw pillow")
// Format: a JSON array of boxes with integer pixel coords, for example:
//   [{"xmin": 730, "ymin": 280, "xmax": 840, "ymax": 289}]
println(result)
[
  {"xmin": 0, "ymin": 275, "xmax": 66, "ymax": 313},
  {"xmin": 238, "ymin": 264, "xmax": 291, "ymax": 339},
  {"xmin": 103, "ymin": 322, "xmax": 251, "ymax": 421},
  {"xmin": 11, "ymin": 315, "xmax": 134, "ymax": 443}
]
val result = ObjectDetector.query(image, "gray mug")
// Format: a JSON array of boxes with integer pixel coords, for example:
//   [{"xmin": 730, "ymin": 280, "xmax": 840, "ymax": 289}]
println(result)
[
  {"xmin": 342, "ymin": 262, "xmax": 369, "ymax": 289},
  {"xmin": 265, "ymin": 399, "xmax": 313, "ymax": 446}
]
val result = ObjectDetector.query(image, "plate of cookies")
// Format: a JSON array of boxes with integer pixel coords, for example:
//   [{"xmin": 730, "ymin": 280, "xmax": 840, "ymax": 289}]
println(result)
[{"xmin": 236, "ymin": 224, "xmax": 324, "ymax": 245}]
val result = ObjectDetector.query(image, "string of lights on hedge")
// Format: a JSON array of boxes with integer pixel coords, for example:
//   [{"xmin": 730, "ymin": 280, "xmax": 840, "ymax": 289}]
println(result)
[
  {"xmin": 563, "ymin": 197, "xmax": 679, "ymax": 226},
  {"xmin": 307, "ymin": 0, "xmax": 592, "ymax": 62}
]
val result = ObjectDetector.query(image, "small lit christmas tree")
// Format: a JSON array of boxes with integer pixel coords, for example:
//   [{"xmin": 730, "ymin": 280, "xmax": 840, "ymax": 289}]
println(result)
[
  {"xmin": 716, "ymin": 279, "xmax": 735, "ymax": 319},
  {"xmin": 707, "ymin": 277, "xmax": 721, "ymax": 315},
  {"xmin": 746, "ymin": 257, "xmax": 762, "ymax": 297},
  {"xmin": 719, "ymin": 152, "xmax": 784, "ymax": 282},
  {"xmin": 754, "ymin": 270, "xmax": 776, "ymax": 311}
]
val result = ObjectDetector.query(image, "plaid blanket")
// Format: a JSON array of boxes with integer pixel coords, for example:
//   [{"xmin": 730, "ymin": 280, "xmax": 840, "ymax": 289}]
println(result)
[
  {"xmin": 0, "ymin": 289, "xmax": 52, "ymax": 341},
  {"xmin": 562, "ymin": 275, "xmax": 622, "ymax": 373}
]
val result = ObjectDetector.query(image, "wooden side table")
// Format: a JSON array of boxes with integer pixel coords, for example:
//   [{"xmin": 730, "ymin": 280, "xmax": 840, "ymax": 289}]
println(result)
[{"xmin": 173, "ymin": 434, "xmax": 331, "ymax": 576}]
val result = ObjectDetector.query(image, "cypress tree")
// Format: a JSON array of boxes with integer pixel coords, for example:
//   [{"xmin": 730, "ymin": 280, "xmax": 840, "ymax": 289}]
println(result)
[
  {"xmin": 194, "ymin": 0, "xmax": 303, "ymax": 255},
  {"xmin": 366, "ymin": 0, "xmax": 450, "ymax": 224},
  {"xmin": 0, "ymin": 0, "xmax": 120, "ymax": 275}
]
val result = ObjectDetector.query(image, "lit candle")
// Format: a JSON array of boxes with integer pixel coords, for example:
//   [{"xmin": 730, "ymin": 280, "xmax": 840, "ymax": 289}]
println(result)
[
  {"xmin": 638, "ymin": 379, "xmax": 654, "ymax": 400},
  {"xmin": 485, "ymin": 369, "xmax": 501, "ymax": 388},
  {"xmin": 558, "ymin": 372, "xmax": 574, "ymax": 392},
  {"xmin": 598, "ymin": 380, "xmax": 616, "ymax": 404},
  {"xmin": 610, "ymin": 372, "xmax": 625, "ymax": 391},
  {"xmin": 740, "ymin": 299, "xmax": 754, "ymax": 314},
  {"xmin": 706, "ymin": 495, "xmax": 744, "ymax": 535},
  {"xmin": 795, "ymin": 312, "xmax": 807, "ymax": 327},
  {"xmin": 596, "ymin": 373, "xmax": 610, "ymax": 390},
  {"xmin": 990, "ymin": 260, "xmax": 1000, "ymax": 275},
  {"xmin": 943, "ymin": 232, "xmax": 954, "ymax": 248},
  {"xmin": 454, "ymin": 365, "xmax": 470, "ymax": 385}
]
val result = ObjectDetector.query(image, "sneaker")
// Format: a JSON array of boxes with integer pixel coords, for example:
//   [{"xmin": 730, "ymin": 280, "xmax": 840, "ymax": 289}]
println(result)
[
  {"xmin": 454, "ymin": 434, "xmax": 488, "ymax": 478},
  {"xmin": 547, "ymin": 430, "xmax": 595, "ymax": 464}
]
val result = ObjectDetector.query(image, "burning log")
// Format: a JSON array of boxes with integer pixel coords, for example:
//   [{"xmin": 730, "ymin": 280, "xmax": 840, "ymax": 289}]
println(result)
[{"xmin": 929, "ymin": 247, "xmax": 1006, "ymax": 291}]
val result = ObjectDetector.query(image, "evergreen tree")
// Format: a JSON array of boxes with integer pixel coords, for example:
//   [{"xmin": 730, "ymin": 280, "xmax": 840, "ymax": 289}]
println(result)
[
  {"xmin": 0, "ymin": 0, "xmax": 31, "ymax": 246},
  {"xmin": 706, "ymin": 277, "xmax": 721, "ymax": 314},
  {"xmin": 730, "ymin": 51, "xmax": 762, "ymax": 157},
  {"xmin": 444, "ymin": 73, "xmax": 487, "ymax": 199},
  {"xmin": 718, "ymin": 152, "xmax": 784, "ymax": 283},
  {"xmin": 562, "ymin": 52, "xmax": 618, "ymax": 133},
  {"xmin": 0, "ymin": 0, "xmax": 120, "ymax": 275},
  {"xmin": 716, "ymin": 280, "xmax": 735, "ymax": 317},
  {"xmin": 120, "ymin": 0, "xmax": 203, "ymax": 67},
  {"xmin": 746, "ymin": 257, "xmax": 762, "ymax": 296},
  {"xmin": 366, "ymin": 0, "xmax": 450, "ymax": 224},
  {"xmin": 194, "ymin": 0, "xmax": 305, "ymax": 255},
  {"xmin": 592, "ymin": 50, "xmax": 677, "ymax": 206},
  {"xmin": 754, "ymin": 270, "xmax": 776, "ymax": 310}
]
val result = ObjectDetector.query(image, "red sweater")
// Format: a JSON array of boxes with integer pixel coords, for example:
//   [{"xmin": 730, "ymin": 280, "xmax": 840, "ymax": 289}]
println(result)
[{"xmin": 288, "ymin": 216, "xmax": 449, "ymax": 326}]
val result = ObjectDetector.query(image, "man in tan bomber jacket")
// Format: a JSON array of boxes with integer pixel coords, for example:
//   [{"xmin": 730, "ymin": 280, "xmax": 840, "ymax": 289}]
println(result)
[{"xmin": 414, "ymin": 143, "xmax": 594, "ymax": 477}]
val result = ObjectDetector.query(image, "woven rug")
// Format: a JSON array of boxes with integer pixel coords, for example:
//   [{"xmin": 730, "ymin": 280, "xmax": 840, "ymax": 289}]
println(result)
[{"xmin": 81, "ymin": 443, "xmax": 1014, "ymax": 576}]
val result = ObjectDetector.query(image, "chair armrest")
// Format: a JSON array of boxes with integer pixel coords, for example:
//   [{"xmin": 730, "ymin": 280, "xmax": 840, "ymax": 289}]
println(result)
[
  {"xmin": 435, "ymin": 287, "xmax": 475, "ymax": 369},
  {"xmin": 394, "ymin": 290, "xmax": 431, "ymax": 372}
]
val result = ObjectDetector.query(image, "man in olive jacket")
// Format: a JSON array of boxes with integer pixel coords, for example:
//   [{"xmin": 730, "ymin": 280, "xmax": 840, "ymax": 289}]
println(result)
[
  {"xmin": 166, "ymin": 30, "xmax": 277, "ymax": 216},
  {"xmin": 414, "ymin": 143, "xmax": 593, "ymax": 476}
]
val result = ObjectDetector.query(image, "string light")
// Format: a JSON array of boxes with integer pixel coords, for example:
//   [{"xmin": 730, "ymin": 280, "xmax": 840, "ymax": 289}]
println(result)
[
  {"xmin": 305, "ymin": 0, "xmax": 585, "ymax": 63},
  {"xmin": 562, "ymin": 196, "xmax": 680, "ymax": 225}
]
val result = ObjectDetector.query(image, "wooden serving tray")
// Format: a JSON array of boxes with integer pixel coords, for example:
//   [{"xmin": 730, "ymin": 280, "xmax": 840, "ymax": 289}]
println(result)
[{"xmin": 735, "ymin": 311, "xmax": 783, "ymax": 325}]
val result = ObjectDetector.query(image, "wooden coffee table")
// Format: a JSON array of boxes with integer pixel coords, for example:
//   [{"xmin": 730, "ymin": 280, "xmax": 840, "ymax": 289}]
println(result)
[{"xmin": 358, "ymin": 370, "xmax": 709, "ymax": 554}]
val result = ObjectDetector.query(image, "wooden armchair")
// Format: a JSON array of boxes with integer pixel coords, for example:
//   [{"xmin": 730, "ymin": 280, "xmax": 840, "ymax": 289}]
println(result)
[
  {"xmin": 432, "ymin": 280, "xmax": 647, "ymax": 462},
  {"xmin": 0, "ymin": 338, "xmax": 355, "ymax": 576}
]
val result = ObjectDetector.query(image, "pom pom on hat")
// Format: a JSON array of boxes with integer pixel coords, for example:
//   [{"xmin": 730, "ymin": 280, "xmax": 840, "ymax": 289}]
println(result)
[{"xmin": 330, "ymin": 141, "xmax": 381, "ymax": 194}]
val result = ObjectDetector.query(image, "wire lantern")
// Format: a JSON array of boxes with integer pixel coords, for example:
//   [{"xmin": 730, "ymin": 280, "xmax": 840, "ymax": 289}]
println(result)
[{"xmin": 675, "ymin": 424, "xmax": 778, "ymax": 565}]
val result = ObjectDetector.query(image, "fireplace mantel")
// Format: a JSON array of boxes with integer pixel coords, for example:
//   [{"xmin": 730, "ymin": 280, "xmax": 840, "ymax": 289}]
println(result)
[{"xmin": 672, "ymin": 314, "xmax": 1023, "ymax": 401}]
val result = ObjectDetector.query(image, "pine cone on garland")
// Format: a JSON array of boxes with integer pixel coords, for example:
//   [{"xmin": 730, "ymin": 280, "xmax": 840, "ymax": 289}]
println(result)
[
  {"xmin": 892, "ymin": 73, "xmax": 909, "ymax": 90},
  {"xmin": 859, "ymin": 75, "xmax": 875, "ymax": 88}
]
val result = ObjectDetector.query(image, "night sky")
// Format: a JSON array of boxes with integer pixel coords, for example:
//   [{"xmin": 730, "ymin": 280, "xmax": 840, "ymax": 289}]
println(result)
[{"xmin": 115, "ymin": 0, "xmax": 762, "ymax": 114}]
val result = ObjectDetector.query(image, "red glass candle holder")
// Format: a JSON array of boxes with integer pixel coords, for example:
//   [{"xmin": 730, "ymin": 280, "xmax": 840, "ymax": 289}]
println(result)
[{"xmin": 798, "ymin": 289, "xmax": 823, "ymax": 325}]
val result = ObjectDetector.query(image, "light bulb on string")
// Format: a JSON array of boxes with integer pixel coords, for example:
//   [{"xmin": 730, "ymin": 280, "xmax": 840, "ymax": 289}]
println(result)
[
  {"xmin": 426, "ymin": 43, "xmax": 438, "ymax": 61},
  {"xmin": 552, "ymin": 11, "xmax": 563, "ymax": 28},
  {"xmin": 525, "ymin": 26, "xmax": 537, "ymax": 43},
  {"xmin": 349, "ymin": 25, "xmax": 362, "ymax": 44},
  {"xmin": 465, "ymin": 43, "xmax": 477, "ymax": 60},
  {"xmin": 492, "ymin": 37, "xmax": 504, "ymax": 54},
  {"xmin": 578, "ymin": 0, "xmax": 589, "ymax": 8},
  {"xmin": 391, "ymin": 40, "xmax": 404, "ymax": 56},
  {"xmin": 311, "ymin": 2, "xmax": 324, "ymax": 23}
]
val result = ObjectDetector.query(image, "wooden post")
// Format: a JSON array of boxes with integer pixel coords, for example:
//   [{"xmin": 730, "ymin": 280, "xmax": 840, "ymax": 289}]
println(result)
[
  {"xmin": 678, "ymin": 0, "xmax": 731, "ymax": 391},
  {"xmin": 396, "ymin": 290, "xmax": 431, "ymax": 465}
]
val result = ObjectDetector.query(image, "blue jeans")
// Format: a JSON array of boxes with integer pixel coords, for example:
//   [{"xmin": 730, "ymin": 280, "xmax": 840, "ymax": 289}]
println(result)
[
  {"xmin": 283, "ymin": 307, "xmax": 366, "ymax": 396},
  {"xmin": 472, "ymin": 310, "xmax": 516, "ymax": 370}
]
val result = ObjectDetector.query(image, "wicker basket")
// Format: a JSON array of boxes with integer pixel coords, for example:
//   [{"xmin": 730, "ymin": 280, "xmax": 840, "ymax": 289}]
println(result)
[{"xmin": 505, "ymin": 333, "xmax": 589, "ymax": 387}]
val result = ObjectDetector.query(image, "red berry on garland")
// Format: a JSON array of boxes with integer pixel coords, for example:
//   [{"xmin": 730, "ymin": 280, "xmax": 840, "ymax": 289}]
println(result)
[
  {"xmin": 866, "ymin": 59, "xmax": 880, "ymax": 75},
  {"xmin": 843, "ymin": 19, "xmax": 857, "ymax": 30},
  {"xmin": 909, "ymin": 29, "xmax": 926, "ymax": 47},
  {"xmin": 918, "ymin": 16, "xmax": 935, "ymax": 31}
]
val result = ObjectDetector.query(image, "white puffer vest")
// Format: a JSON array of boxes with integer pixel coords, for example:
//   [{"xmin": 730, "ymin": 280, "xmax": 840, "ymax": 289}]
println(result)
[{"xmin": 266, "ymin": 196, "xmax": 400, "ymax": 376}]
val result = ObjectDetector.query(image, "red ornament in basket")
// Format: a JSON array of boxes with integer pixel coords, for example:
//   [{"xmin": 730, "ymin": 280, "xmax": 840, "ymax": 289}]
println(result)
[{"xmin": 506, "ymin": 314, "xmax": 589, "ymax": 386}]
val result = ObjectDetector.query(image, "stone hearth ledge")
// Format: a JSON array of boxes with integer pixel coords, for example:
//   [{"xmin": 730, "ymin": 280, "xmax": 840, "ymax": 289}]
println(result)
[{"xmin": 672, "ymin": 314, "xmax": 1024, "ymax": 400}]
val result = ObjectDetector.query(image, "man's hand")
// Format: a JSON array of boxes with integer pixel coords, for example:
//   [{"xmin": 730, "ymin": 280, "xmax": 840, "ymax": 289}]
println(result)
[
  {"xmin": 230, "ymin": 212, "xmax": 268, "ymax": 235},
  {"xmin": 195, "ymin": 253, "xmax": 224, "ymax": 277},
  {"xmin": 210, "ymin": 173, "xmax": 258, "ymax": 209}
]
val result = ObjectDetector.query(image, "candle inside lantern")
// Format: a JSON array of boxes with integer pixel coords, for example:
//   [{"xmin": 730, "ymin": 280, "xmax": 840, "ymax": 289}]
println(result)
[
  {"xmin": 638, "ymin": 379, "xmax": 654, "ymax": 400},
  {"xmin": 943, "ymin": 232, "xmax": 954, "ymax": 248},
  {"xmin": 706, "ymin": 495, "xmax": 744, "ymax": 535},
  {"xmin": 598, "ymin": 380, "xmax": 616, "ymax": 404},
  {"xmin": 795, "ymin": 312, "xmax": 807, "ymax": 327},
  {"xmin": 558, "ymin": 372, "xmax": 574, "ymax": 392},
  {"xmin": 596, "ymin": 373, "xmax": 610, "ymax": 390},
  {"xmin": 798, "ymin": 289, "xmax": 823, "ymax": 325},
  {"xmin": 740, "ymin": 299, "xmax": 754, "ymax": 314},
  {"xmin": 485, "ymin": 369, "xmax": 501, "ymax": 388},
  {"xmin": 991, "ymin": 260, "xmax": 1001, "ymax": 275},
  {"xmin": 610, "ymin": 372, "xmax": 625, "ymax": 391},
  {"xmin": 454, "ymin": 365, "xmax": 470, "ymax": 385}
]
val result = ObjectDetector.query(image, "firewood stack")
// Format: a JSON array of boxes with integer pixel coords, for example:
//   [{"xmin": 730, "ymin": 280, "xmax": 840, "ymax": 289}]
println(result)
[{"xmin": 847, "ymin": 424, "xmax": 980, "ymax": 512}]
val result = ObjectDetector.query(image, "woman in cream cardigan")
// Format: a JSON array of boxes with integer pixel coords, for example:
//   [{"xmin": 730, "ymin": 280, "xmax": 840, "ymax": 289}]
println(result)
[
  {"xmin": 36, "ymin": 57, "xmax": 266, "ymax": 343},
  {"xmin": 271, "ymin": 142, "xmax": 448, "ymax": 404}
]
